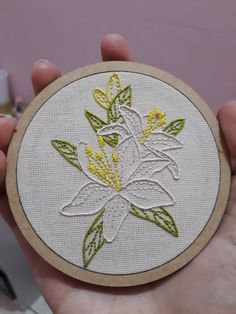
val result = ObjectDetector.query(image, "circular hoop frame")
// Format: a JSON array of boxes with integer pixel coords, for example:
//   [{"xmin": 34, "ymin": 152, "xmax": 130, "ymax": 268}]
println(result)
[{"xmin": 6, "ymin": 62, "xmax": 231, "ymax": 287}]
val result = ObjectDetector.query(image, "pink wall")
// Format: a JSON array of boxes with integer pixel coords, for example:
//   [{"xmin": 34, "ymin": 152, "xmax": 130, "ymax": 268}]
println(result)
[{"xmin": 1, "ymin": 0, "xmax": 236, "ymax": 112}]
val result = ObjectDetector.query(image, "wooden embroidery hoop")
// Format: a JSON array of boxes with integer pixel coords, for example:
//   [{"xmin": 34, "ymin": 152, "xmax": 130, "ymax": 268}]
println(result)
[{"xmin": 6, "ymin": 62, "xmax": 231, "ymax": 287}]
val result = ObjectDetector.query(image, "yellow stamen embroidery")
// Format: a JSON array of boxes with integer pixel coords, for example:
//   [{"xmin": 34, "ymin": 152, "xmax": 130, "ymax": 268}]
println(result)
[
  {"xmin": 112, "ymin": 151, "xmax": 119, "ymax": 165},
  {"xmin": 88, "ymin": 163, "xmax": 97, "ymax": 174},
  {"xmin": 96, "ymin": 168, "xmax": 106, "ymax": 180},
  {"xmin": 86, "ymin": 138, "xmax": 123, "ymax": 192},
  {"xmin": 85, "ymin": 145, "xmax": 93, "ymax": 157},
  {"xmin": 98, "ymin": 136, "xmax": 105, "ymax": 148},
  {"xmin": 139, "ymin": 107, "xmax": 167, "ymax": 144},
  {"xmin": 95, "ymin": 151, "xmax": 103, "ymax": 161}
]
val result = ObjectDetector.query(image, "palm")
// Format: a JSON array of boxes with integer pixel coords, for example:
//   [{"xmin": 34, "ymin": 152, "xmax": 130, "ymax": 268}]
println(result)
[
  {"xmin": 1, "ymin": 35, "xmax": 235, "ymax": 313},
  {"xmin": 38, "ymin": 181, "xmax": 236, "ymax": 314}
]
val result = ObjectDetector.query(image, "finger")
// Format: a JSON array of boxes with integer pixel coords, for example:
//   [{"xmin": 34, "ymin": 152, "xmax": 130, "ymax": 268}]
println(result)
[
  {"xmin": 0, "ymin": 116, "xmax": 17, "ymax": 153},
  {"xmin": 217, "ymin": 101, "xmax": 236, "ymax": 173},
  {"xmin": 0, "ymin": 192, "xmax": 81, "ymax": 311},
  {"xmin": 32, "ymin": 60, "xmax": 61, "ymax": 95},
  {"xmin": 0, "ymin": 150, "xmax": 6, "ymax": 194},
  {"xmin": 101, "ymin": 33, "xmax": 135, "ymax": 62}
]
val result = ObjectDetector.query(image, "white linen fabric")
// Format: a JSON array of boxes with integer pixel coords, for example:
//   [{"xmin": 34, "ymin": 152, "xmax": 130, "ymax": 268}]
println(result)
[{"xmin": 17, "ymin": 72, "xmax": 220, "ymax": 274}]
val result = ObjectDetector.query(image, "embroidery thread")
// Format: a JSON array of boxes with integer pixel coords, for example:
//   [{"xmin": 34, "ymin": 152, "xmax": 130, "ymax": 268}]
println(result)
[
  {"xmin": 83, "ymin": 208, "xmax": 106, "ymax": 268},
  {"xmin": 98, "ymin": 106, "xmax": 183, "ymax": 179},
  {"xmin": 60, "ymin": 136, "xmax": 174, "ymax": 243},
  {"xmin": 51, "ymin": 140, "xmax": 81, "ymax": 170},
  {"xmin": 130, "ymin": 205, "xmax": 178, "ymax": 237},
  {"xmin": 51, "ymin": 73, "xmax": 185, "ymax": 268},
  {"xmin": 139, "ymin": 108, "xmax": 167, "ymax": 144},
  {"xmin": 163, "ymin": 119, "xmax": 185, "ymax": 137},
  {"xmin": 84, "ymin": 110, "xmax": 118, "ymax": 147},
  {"xmin": 107, "ymin": 85, "xmax": 132, "ymax": 122},
  {"xmin": 85, "ymin": 73, "xmax": 132, "ymax": 147}
]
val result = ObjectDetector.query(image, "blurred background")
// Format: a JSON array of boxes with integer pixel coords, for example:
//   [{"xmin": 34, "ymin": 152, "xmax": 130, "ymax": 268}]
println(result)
[
  {"xmin": 0, "ymin": 0, "xmax": 236, "ymax": 312},
  {"xmin": 1, "ymin": 0, "xmax": 236, "ymax": 115}
]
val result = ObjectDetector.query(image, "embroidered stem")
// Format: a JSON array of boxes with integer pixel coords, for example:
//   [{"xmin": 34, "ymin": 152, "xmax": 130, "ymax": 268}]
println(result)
[{"xmin": 112, "ymin": 151, "xmax": 122, "ymax": 191}]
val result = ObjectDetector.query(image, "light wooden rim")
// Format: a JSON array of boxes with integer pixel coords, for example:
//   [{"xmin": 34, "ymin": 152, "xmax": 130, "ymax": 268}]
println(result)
[{"xmin": 6, "ymin": 62, "xmax": 231, "ymax": 287}]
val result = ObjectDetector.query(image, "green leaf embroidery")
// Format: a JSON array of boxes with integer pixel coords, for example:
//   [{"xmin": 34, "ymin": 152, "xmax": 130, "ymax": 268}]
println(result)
[
  {"xmin": 93, "ymin": 88, "xmax": 110, "ymax": 110},
  {"xmin": 84, "ymin": 110, "xmax": 118, "ymax": 147},
  {"xmin": 83, "ymin": 208, "xmax": 106, "ymax": 268},
  {"xmin": 108, "ymin": 85, "xmax": 132, "ymax": 122},
  {"xmin": 51, "ymin": 140, "xmax": 81, "ymax": 170},
  {"xmin": 163, "ymin": 119, "xmax": 185, "ymax": 137},
  {"xmin": 106, "ymin": 73, "xmax": 122, "ymax": 101},
  {"xmin": 130, "ymin": 205, "xmax": 178, "ymax": 237}
]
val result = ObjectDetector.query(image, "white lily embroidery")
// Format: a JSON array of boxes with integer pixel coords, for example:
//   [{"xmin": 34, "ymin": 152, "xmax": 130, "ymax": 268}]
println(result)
[
  {"xmin": 61, "ymin": 136, "xmax": 174, "ymax": 242},
  {"xmin": 98, "ymin": 106, "xmax": 183, "ymax": 179}
]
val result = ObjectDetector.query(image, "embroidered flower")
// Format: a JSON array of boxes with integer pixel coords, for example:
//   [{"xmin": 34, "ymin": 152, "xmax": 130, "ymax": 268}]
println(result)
[
  {"xmin": 98, "ymin": 106, "xmax": 183, "ymax": 179},
  {"xmin": 60, "ymin": 136, "xmax": 174, "ymax": 242}
]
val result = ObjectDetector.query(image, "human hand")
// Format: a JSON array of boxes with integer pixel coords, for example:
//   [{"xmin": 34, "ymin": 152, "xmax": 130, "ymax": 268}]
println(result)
[{"xmin": 1, "ymin": 34, "xmax": 236, "ymax": 314}]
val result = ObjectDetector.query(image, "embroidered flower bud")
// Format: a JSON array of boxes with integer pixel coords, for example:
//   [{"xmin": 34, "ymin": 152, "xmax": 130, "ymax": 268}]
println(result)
[
  {"xmin": 85, "ymin": 145, "xmax": 93, "ymax": 157},
  {"xmin": 148, "ymin": 108, "xmax": 166, "ymax": 125},
  {"xmin": 148, "ymin": 109, "xmax": 156, "ymax": 123},
  {"xmin": 112, "ymin": 151, "xmax": 119, "ymax": 166},
  {"xmin": 156, "ymin": 110, "xmax": 167, "ymax": 126},
  {"xmin": 140, "ymin": 107, "xmax": 167, "ymax": 144},
  {"xmin": 154, "ymin": 108, "xmax": 166, "ymax": 126},
  {"xmin": 95, "ymin": 151, "xmax": 103, "ymax": 161},
  {"xmin": 88, "ymin": 163, "xmax": 97, "ymax": 174},
  {"xmin": 98, "ymin": 136, "xmax": 105, "ymax": 148},
  {"xmin": 158, "ymin": 116, "xmax": 167, "ymax": 126}
]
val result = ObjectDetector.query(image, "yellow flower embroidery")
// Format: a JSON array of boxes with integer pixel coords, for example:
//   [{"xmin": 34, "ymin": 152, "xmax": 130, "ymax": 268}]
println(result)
[
  {"xmin": 85, "ymin": 136, "xmax": 123, "ymax": 192},
  {"xmin": 139, "ymin": 108, "xmax": 167, "ymax": 144}
]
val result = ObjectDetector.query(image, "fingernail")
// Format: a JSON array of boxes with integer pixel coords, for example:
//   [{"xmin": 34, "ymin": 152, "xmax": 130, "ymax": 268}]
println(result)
[
  {"xmin": 0, "ymin": 114, "xmax": 16, "ymax": 121},
  {"xmin": 33, "ymin": 59, "xmax": 50, "ymax": 68},
  {"xmin": 36, "ymin": 59, "xmax": 49, "ymax": 64},
  {"xmin": 0, "ymin": 114, "xmax": 9, "ymax": 118}
]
